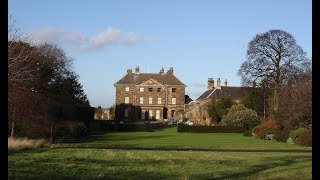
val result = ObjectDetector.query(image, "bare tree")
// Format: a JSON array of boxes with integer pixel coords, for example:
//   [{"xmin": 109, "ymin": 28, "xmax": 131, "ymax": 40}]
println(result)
[
  {"xmin": 8, "ymin": 16, "xmax": 38, "ymax": 137},
  {"xmin": 238, "ymin": 29, "xmax": 309, "ymax": 112},
  {"xmin": 8, "ymin": 16, "xmax": 90, "ymax": 138},
  {"xmin": 238, "ymin": 29, "xmax": 308, "ymax": 86},
  {"xmin": 272, "ymin": 74, "xmax": 312, "ymax": 129},
  {"xmin": 8, "ymin": 16, "xmax": 37, "ymax": 87}
]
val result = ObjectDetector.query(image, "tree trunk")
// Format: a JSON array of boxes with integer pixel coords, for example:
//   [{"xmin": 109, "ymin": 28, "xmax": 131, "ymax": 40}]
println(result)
[
  {"xmin": 11, "ymin": 107, "xmax": 16, "ymax": 137},
  {"xmin": 273, "ymin": 86, "xmax": 279, "ymax": 112}
]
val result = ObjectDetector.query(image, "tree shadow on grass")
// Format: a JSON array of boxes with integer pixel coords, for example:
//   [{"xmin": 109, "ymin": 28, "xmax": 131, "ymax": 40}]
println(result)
[
  {"xmin": 8, "ymin": 148, "xmax": 51, "ymax": 156},
  {"xmin": 9, "ymin": 154, "xmax": 244, "ymax": 179},
  {"xmin": 194, "ymin": 155, "xmax": 312, "ymax": 180}
]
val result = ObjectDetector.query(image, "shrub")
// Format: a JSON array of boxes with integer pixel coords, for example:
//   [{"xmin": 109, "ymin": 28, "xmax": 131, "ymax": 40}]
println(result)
[
  {"xmin": 252, "ymin": 125, "xmax": 261, "ymax": 133},
  {"xmin": 8, "ymin": 137, "xmax": 51, "ymax": 151},
  {"xmin": 273, "ymin": 130, "xmax": 290, "ymax": 142},
  {"xmin": 289, "ymin": 128, "xmax": 308, "ymax": 144},
  {"xmin": 68, "ymin": 122, "xmax": 88, "ymax": 137},
  {"xmin": 297, "ymin": 130, "xmax": 312, "ymax": 147},
  {"xmin": 183, "ymin": 117, "xmax": 188, "ymax": 122},
  {"xmin": 252, "ymin": 125, "xmax": 276, "ymax": 139},
  {"xmin": 243, "ymin": 130, "xmax": 252, "ymax": 137},
  {"xmin": 220, "ymin": 104, "xmax": 259, "ymax": 129}
]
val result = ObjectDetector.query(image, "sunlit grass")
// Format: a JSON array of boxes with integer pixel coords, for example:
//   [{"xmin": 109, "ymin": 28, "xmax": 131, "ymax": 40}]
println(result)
[
  {"xmin": 8, "ymin": 148, "xmax": 312, "ymax": 179},
  {"xmin": 56, "ymin": 127, "xmax": 311, "ymax": 150}
]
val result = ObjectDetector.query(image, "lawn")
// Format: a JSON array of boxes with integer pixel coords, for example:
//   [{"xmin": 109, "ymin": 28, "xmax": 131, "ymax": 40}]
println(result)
[
  {"xmin": 9, "ymin": 148, "xmax": 312, "ymax": 179},
  {"xmin": 9, "ymin": 127, "xmax": 312, "ymax": 179},
  {"xmin": 56, "ymin": 127, "xmax": 312, "ymax": 150}
]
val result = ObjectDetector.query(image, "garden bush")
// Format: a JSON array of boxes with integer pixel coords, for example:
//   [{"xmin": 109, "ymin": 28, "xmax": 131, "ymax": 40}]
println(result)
[
  {"xmin": 289, "ymin": 128, "xmax": 308, "ymax": 143},
  {"xmin": 183, "ymin": 117, "xmax": 188, "ymax": 122},
  {"xmin": 273, "ymin": 130, "xmax": 290, "ymax": 142},
  {"xmin": 297, "ymin": 130, "xmax": 312, "ymax": 147},
  {"xmin": 68, "ymin": 122, "xmax": 88, "ymax": 137},
  {"xmin": 252, "ymin": 125, "xmax": 276, "ymax": 139},
  {"xmin": 220, "ymin": 104, "xmax": 259, "ymax": 129}
]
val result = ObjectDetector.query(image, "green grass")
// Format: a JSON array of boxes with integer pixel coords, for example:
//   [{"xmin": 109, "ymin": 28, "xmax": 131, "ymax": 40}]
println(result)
[
  {"xmin": 9, "ymin": 148, "xmax": 312, "ymax": 179},
  {"xmin": 56, "ymin": 127, "xmax": 311, "ymax": 150},
  {"xmin": 9, "ymin": 127, "xmax": 312, "ymax": 179}
]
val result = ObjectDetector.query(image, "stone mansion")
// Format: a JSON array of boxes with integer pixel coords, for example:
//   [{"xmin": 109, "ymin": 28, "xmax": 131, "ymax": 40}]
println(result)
[{"xmin": 114, "ymin": 66, "xmax": 186, "ymax": 121}]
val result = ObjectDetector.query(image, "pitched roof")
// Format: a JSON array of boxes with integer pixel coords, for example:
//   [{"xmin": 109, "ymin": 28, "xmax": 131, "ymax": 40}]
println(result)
[
  {"xmin": 196, "ymin": 89, "xmax": 215, "ymax": 100},
  {"xmin": 196, "ymin": 86, "xmax": 254, "ymax": 101},
  {"xmin": 185, "ymin": 95, "xmax": 193, "ymax": 104},
  {"xmin": 114, "ymin": 73, "xmax": 186, "ymax": 86}
]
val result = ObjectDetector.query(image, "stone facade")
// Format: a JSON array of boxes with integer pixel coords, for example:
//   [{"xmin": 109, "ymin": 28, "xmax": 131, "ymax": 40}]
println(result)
[
  {"xmin": 185, "ymin": 78, "xmax": 253, "ymax": 125},
  {"xmin": 94, "ymin": 108, "xmax": 114, "ymax": 120},
  {"xmin": 114, "ymin": 66, "xmax": 186, "ymax": 122}
]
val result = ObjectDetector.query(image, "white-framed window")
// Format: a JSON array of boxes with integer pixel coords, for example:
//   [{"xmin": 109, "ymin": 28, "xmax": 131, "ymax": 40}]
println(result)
[
  {"xmin": 125, "ymin": 87, "xmax": 129, "ymax": 91},
  {"xmin": 172, "ymin": 88, "xmax": 176, "ymax": 92},
  {"xmin": 149, "ymin": 97, "xmax": 152, "ymax": 104},
  {"xmin": 124, "ymin": 108, "xmax": 129, "ymax": 117},
  {"xmin": 157, "ymin": 98, "xmax": 161, "ymax": 104},
  {"xmin": 156, "ymin": 110, "xmax": 161, "ymax": 120},
  {"xmin": 140, "ymin": 97, "xmax": 144, "ymax": 104},
  {"xmin": 140, "ymin": 87, "xmax": 144, "ymax": 92},
  {"xmin": 125, "ymin": 97, "xmax": 129, "ymax": 104},
  {"xmin": 141, "ymin": 110, "xmax": 145, "ymax": 120},
  {"xmin": 172, "ymin": 97, "xmax": 176, "ymax": 105},
  {"xmin": 149, "ymin": 110, "xmax": 153, "ymax": 119}
]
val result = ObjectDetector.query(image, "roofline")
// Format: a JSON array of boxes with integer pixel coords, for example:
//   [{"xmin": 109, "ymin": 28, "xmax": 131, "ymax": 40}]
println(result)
[
  {"xmin": 115, "ymin": 83, "xmax": 186, "ymax": 86},
  {"xmin": 206, "ymin": 88, "xmax": 216, "ymax": 99},
  {"xmin": 114, "ymin": 72, "xmax": 186, "ymax": 86}
]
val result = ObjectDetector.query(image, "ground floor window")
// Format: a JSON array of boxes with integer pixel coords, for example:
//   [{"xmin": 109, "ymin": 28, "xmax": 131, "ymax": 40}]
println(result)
[
  {"xmin": 149, "ymin": 110, "xmax": 153, "ymax": 119},
  {"xmin": 141, "ymin": 110, "xmax": 145, "ymax": 120},
  {"xmin": 156, "ymin": 110, "xmax": 161, "ymax": 120}
]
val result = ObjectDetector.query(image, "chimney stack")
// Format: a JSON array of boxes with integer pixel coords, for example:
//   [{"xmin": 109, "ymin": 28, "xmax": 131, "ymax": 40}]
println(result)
[
  {"xmin": 224, "ymin": 79, "xmax": 228, "ymax": 86},
  {"xmin": 208, "ymin": 78, "xmax": 214, "ymax": 90},
  {"xmin": 135, "ymin": 66, "xmax": 140, "ymax": 74},
  {"xmin": 159, "ymin": 67, "xmax": 164, "ymax": 75},
  {"xmin": 127, "ymin": 69, "xmax": 132, "ymax": 74},
  {"xmin": 217, "ymin": 78, "xmax": 221, "ymax": 89},
  {"xmin": 167, "ymin": 67, "xmax": 174, "ymax": 74}
]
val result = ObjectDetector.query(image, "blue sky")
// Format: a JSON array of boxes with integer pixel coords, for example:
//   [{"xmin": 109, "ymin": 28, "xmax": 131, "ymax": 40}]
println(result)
[{"xmin": 9, "ymin": 0, "xmax": 312, "ymax": 108}]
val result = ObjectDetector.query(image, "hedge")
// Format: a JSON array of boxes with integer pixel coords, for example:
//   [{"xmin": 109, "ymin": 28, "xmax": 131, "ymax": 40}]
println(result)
[{"xmin": 177, "ymin": 124, "xmax": 246, "ymax": 133}]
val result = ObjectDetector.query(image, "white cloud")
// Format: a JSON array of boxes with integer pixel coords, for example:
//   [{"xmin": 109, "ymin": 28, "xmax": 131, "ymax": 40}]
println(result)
[
  {"xmin": 29, "ymin": 28, "xmax": 65, "ymax": 44},
  {"xmin": 28, "ymin": 27, "xmax": 151, "ymax": 52}
]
